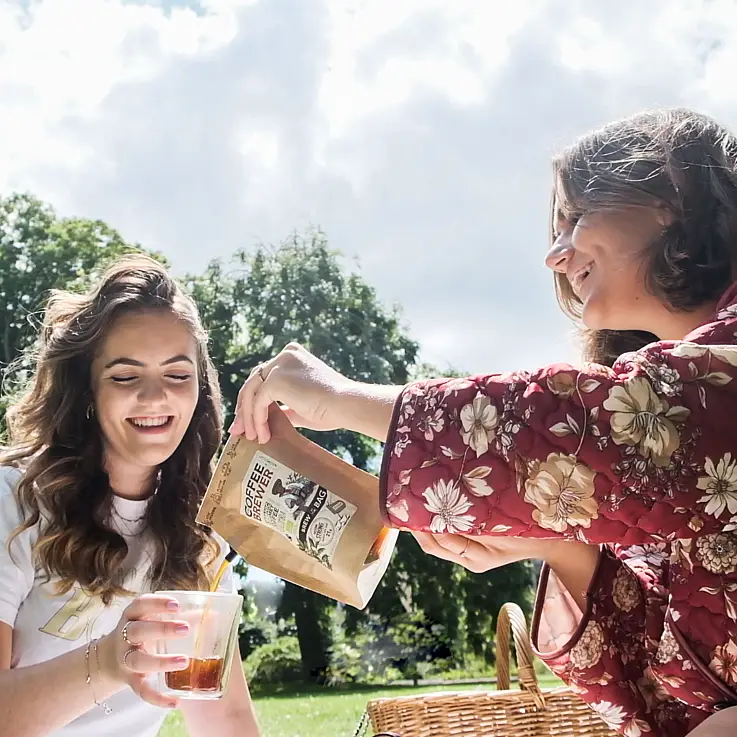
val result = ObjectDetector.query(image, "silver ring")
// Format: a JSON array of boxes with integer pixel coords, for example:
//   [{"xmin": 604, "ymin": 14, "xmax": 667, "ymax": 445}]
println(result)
[
  {"xmin": 459, "ymin": 539, "xmax": 471, "ymax": 559},
  {"xmin": 121, "ymin": 622, "xmax": 134, "ymax": 646},
  {"xmin": 257, "ymin": 364, "xmax": 266, "ymax": 381},
  {"xmin": 122, "ymin": 646, "xmax": 138, "ymax": 671}
]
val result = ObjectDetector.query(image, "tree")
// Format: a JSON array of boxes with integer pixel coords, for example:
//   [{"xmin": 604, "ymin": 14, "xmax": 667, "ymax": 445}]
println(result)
[
  {"xmin": 186, "ymin": 229, "xmax": 419, "ymax": 682},
  {"xmin": 0, "ymin": 193, "xmax": 163, "ymax": 432},
  {"xmin": 0, "ymin": 194, "xmax": 536, "ymax": 681}
]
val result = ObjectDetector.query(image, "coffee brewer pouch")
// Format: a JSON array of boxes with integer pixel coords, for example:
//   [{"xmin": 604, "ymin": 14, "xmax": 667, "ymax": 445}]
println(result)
[{"xmin": 197, "ymin": 406, "xmax": 398, "ymax": 609}]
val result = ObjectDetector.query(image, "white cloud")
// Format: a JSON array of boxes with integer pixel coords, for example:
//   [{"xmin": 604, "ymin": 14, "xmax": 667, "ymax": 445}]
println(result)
[
  {"xmin": 2, "ymin": 0, "xmax": 737, "ymax": 374},
  {"xmin": 0, "ymin": 0, "xmax": 248, "ymax": 188},
  {"xmin": 318, "ymin": 0, "xmax": 541, "ymax": 138}
]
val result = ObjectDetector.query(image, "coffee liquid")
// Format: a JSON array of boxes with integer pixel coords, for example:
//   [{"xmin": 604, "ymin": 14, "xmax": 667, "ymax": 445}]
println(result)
[
  {"xmin": 166, "ymin": 657, "xmax": 225, "ymax": 691},
  {"xmin": 365, "ymin": 527, "xmax": 392, "ymax": 565}
]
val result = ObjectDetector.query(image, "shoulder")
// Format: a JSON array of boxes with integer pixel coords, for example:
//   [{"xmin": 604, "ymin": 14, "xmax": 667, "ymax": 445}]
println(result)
[
  {"xmin": 0, "ymin": 465, "xmax": 43, "ymax": 548},
  {"xmin": 0, "ymin": 465, "xmax": 24, "ymax": 494},
  {"xmin": 611, "ymin": 301, "xmax": 737, "ymax": 374},
  {"xmin": 0, "ymin": 466, "xmax": 26, "ymax": 519}
]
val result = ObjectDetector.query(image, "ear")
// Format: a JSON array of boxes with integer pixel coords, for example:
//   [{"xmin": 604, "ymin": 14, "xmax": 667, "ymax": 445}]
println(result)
[{"xmin": 655, "ymin": 202, "xmax": 676, "ymax": 228}]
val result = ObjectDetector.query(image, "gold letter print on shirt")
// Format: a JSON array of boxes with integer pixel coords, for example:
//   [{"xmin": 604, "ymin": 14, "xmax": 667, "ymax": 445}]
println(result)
[{"xmin": 39, "ymin": 589, "xmax": 104, "ymax": 641}]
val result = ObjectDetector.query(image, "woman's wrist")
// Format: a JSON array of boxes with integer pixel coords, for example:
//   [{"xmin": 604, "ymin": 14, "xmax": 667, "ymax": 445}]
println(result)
[
  {"xmin": 337, "ymin": 381, "xmax": 403, "ymax": 441},
  {"xmin": 96, "ymin": 632, "xmax": 126, "ymax": 690}
]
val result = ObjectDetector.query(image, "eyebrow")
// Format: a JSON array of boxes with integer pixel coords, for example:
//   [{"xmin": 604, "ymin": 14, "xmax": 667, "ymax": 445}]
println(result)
[{"xmin": 103, "ymin": 355, "xmax": 195, "ymax": 370}]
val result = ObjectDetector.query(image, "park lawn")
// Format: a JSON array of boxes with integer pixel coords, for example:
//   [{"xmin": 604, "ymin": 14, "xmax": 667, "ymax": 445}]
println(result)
[{"xmin": 158, "ymin": 673, "xmax": 564, "ymax": 737}]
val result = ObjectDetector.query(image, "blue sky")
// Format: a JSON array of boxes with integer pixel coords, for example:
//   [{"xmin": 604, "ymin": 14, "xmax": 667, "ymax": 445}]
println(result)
[{"xmin": 2, "ymin": 0, "xmax": 737, "ymax": 375}]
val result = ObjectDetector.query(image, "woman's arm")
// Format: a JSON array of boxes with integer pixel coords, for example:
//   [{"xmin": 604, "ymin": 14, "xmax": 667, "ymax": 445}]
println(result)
[
  {"xmin": 687, "ymin": 706, "xmax": 737, "ymax": 736},
  {"xmin": 0, "ymin": 595, "xmax": 197, "ymax": 737},
  {"xmin": 181, "ymin": 654, "xmax": 260, "ymax": 737},
  {"xmin": 230, "ymin": 342, "xmax": 401, "ymax": 444},
  {"xmin": 380, "ymin": 327, "xmax": 737, "ymax": 545},
  {"xmin": 0, "ymin": 622, "xmax": 126, "ymax": 737},
  {"xmin": 233, "ymin": 316, "xmax": 737, "ymax": 547}
]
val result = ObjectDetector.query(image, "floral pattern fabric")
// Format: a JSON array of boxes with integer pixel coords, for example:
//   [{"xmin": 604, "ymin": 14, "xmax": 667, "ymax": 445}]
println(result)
[{"xmin": 379, "ymin": 284, "xmax": 737, "ymax": 736}]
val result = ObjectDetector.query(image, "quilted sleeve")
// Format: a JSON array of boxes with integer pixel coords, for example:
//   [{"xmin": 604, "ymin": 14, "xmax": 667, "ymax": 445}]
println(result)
[
  {"xmin": 379, "ymin": 314, "xmax": 737, "ymax": 545},
  {"xmin": 532, "ymin": 546, "xmax": 710, "ymax": 737}
]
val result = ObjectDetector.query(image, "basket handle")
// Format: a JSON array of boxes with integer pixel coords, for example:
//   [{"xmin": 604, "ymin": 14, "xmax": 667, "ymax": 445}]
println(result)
[{"xmin": 495, "ymin": 602, "xmax": 546, "ymax": 708}]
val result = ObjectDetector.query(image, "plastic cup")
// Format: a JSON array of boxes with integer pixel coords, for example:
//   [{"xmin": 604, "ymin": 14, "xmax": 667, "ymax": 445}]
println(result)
[{"xmin": 154, "ymin": 590, "xmax": 243, "ymax": 700}]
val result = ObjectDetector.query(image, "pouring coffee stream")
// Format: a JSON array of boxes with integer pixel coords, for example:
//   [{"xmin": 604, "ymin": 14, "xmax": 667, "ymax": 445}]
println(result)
[
  {"xmin": 212, "ymin": 546, "xmax": 239, "ymax": 592},
  {"xmin": 166, "ymin": 547, "xmax": 239, "ymax": 693}
]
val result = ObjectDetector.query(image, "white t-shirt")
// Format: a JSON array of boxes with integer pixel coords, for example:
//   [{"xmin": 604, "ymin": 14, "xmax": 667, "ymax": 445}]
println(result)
[{"xmin": 0, "ymin": 466, "xmax": 236, "ymax": 737}]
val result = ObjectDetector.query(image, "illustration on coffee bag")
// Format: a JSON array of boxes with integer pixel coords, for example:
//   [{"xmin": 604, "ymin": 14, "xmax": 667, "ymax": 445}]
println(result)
[{"xmin": 241, "ymin": 450, "xmax": 356, "ymax": 569}]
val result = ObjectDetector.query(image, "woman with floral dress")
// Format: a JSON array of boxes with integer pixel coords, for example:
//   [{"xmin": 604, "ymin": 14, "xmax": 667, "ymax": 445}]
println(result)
[{"xmin": 231, "ymin": 109, "xmax": 737, "ymax": 736}]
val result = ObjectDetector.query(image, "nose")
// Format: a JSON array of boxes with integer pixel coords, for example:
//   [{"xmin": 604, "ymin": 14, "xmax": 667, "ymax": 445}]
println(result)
[
  {"xmin": 137, "ymin": 378, "xmax": 167, "ymax": 405},
  {"xmin": 545, "ymin": 235, "xmax": 574, "ymax": 273}
]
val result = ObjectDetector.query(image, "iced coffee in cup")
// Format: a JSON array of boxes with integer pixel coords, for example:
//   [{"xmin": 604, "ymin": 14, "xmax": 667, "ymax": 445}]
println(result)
[{"xmin": 154, "ymin": 590, "xmax": 243, "ymax": 700}]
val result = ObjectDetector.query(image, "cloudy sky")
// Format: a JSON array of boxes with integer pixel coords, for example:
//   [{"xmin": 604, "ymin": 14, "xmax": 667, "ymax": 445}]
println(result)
[{"xmin": 2, "ymin": 0, "xmax": 736, "ymax": 375}]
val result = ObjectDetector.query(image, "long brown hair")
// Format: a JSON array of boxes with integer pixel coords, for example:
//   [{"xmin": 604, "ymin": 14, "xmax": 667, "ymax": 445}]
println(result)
[
  {"xmin": 552, "ymin": 108, "xmax": 737, "ymax": 365},
  {"xmin": 4, "ymin": 254, "xmax": 223, "ymax": 603}
]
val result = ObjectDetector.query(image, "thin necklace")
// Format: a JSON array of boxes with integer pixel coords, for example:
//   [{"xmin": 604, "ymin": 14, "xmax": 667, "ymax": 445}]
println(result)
[
  {"xmin": 112, "ymin": 509, "xmax": 147, "ymax": 524},
  {"xmin": 110, "ymin": 470, "xmax": 161, "ymax": 524}
]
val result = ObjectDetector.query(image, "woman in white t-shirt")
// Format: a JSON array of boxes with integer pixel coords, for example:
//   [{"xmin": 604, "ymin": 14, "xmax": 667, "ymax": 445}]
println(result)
[{"xmin": 0, "ymin": 254, "xmax": 260, "ymax": 737}]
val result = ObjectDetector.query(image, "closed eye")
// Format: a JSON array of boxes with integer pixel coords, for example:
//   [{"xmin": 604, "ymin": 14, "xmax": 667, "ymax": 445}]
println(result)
[{"xmin": 112, "ymin": 373, "xmax": 192, "ymax": 383}]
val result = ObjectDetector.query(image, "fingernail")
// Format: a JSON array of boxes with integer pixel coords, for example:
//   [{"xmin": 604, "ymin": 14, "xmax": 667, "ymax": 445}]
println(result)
[
  {"xmin": 175, "ymin": 656, "xmax": 189, "ymax": 665},
  {"xmin": 167, "ymin": 600, "xmax": 180, "ymax": 611},
  {"xmin": 175, "ymin": 624, "xmax": 189, "ymax": 635}
]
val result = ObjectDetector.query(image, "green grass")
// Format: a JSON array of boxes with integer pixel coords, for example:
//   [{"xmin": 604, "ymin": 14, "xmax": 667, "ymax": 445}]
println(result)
[{"xmin": 158, "ymin": 674, "xmax": 564, "ymax": 737}]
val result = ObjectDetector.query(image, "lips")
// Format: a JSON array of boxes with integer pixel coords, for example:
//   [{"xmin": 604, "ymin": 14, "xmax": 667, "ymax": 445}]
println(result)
[
  {"xmin": 128, "ymin": 416, "xmax": 173, "ymax": 429},
  {"xmin": 569, "ymin": 263, "xmax": 593, "ymax": 295}
]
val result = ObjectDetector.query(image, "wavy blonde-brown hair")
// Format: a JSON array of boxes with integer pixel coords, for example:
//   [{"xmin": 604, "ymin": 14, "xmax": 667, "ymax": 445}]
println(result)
[
  {"xmin": 4, "ymin": 254, "xmax": 223, "ymax": 603},
  {"xmin": 552, "ymin": 108, "xmax": 737, "ymax": 366}
]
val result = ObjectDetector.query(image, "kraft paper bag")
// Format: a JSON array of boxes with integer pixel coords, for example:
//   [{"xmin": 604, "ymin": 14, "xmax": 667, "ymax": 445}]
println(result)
[{"xmin": 197, "ymin": 406, "xmax": 397, "ymax": 609}]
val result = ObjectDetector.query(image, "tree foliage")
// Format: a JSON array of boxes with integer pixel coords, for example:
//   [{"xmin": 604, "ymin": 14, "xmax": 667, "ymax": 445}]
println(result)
[
  {"xmin": 0, "ymin": 196, "xmax": 537, "ymax": 682},
  {"xmin": 0, "ymin": 193, "xmax": 163, "ymax": 432},
  {"xmin": 186, "ymin": 230, "xmax": 419, "ymax": 681}
]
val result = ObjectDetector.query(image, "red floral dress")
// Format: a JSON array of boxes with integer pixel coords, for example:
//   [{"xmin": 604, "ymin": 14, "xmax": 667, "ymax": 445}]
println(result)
[{"xmin": 379, "ymin": 284, "xmax": 737, "ymax": 736}]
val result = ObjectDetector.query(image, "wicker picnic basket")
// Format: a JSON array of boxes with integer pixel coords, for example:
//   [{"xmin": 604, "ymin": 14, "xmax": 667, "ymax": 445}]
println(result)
[{"xmin": 362, "ymin": 602, "xmax": 617, "ymax": 737}]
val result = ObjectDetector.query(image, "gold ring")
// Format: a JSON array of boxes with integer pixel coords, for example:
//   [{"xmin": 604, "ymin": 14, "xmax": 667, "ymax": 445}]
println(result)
[
  {"xmin": 122, "ymin": 646, "xmax": 138, "ymax": 671},
  {"xmin": 121, "ymin": 622, "xmax": 135, "ymax": 646},
  {"xmin": 459, "ymin": 539, "xmax": 471, "ymax": 559}
]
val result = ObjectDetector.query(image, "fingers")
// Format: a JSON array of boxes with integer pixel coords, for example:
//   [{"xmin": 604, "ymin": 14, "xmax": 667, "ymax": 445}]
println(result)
[
  {"xmin": 123, "ymin": 593, "xmax": 180, "ymax": 621},
  {"xmin": 233, "ymin": 359, "xmax": 277, "ymax": 442},
  {"xmin": 231, "ymin": 366, "xmax": 264, "ymax": 440},
  {"xmin": 123, "ymin": 618, "xmax": 190, "ymax": 647},
  {"xmin": 426, "ymin": 532, "xmax": 472, "ymax": 556},
  {"xmin": 229, "ymin": 410, "xmax": 245, "ymax": 436},
  {"xmin": 413, "ymin": 531, "xmax": 466, "ymax": 557},
  {"xmin": 123, "ymin": 647, "xmax": 189, "ymax": 675},
  {"xmin": 413, "ymin": 532, "xmax": 491, "ymax": 573},
  {"xmin": 230, "ymin": 342, "xmax": 344, "ymax": 440},
  {"xmin": 252, "ymin": 374, "xmax": 279, "ymax": 444},
  {"xmin": 107, "ymin": 594, "xmax": 198, "ymax": 707},
  {"xmin": 130, "ymin": 673, "xmax": 180, "ymax": 710}
]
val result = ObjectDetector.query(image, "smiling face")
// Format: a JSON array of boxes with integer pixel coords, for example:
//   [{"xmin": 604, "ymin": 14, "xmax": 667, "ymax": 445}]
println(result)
[
  {"xmin": 91, "ymin": 309, "xmax": 200, "ymax": 487},
  {"xmin": 546, "ymin": 199, "xmax": 669, "ymax": 333}
]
